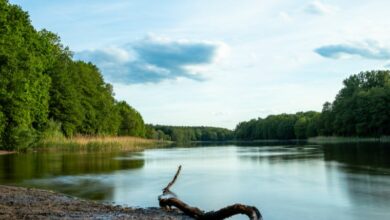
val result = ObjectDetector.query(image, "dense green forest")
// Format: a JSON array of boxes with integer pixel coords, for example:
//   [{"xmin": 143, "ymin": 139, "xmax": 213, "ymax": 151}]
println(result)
[
  {"xmin": 235, "ymin": 111, "xmax": 320, "ymax": 140},
  {"xmin": 0, "ymin": 0, "xmax": 146, "ymax": 150},
  {"xmin": 146, "ymin": 125, "xmax": 233, "ymax": 142},
  {"xmin": 235, "ymin": 71, "xmax": 390, "ymax": 140}
]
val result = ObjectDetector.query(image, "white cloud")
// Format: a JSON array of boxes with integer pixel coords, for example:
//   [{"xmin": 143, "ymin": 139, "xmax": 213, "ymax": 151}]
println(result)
[
  {"xmin": 74, "ymin": 36, "xmax": 229, "ymax": 84},
  {"xmin": 279, "ymin": 11, "xmax": 293, "ymax": 22},
  {"xmin": 315, "ymin": 40, "xmax": 390, "ymax": 60},
  {"xmin": 304, "ymin": 1, "xmax": 337, "ymax": 15}
]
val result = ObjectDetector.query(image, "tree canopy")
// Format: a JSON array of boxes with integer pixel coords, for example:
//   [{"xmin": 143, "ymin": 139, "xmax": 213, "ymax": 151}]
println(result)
[
  {"xmin": 147, "ymin": 125, "xmax": 233, "ymax": 142},
  {"xmin": 1, "ymin": 1, "xmax": 389, "ymax": 149},
  {"xmin": 318, "ymin": 71, "xmax": 390, "ymax": 137},
  {"xmin": 235, "ymin": 71, "xmax": 390, "ymax": 140},
  {"xmin": 235, "ymin": 111, "xmax": 320, "ymax": 140},
  {"xmin": 0, "ymin": 0, "xmax": 146, "ymax": 150}
]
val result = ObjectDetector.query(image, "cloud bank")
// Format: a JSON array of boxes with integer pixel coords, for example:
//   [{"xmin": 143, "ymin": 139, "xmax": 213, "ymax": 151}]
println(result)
[
  {"xmin": 304, "ymin": 1, "xmax": 337, "ymax": 15},
  {"xmin": 75, "ymin": 36, "xmax": 229, "ymax": 84},
  {"xmin": 315, "ymin": 40, "xmax": 390, "ymax": 60}
]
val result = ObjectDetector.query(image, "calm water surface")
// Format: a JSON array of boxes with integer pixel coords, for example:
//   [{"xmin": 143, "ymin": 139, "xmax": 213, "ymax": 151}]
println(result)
[{"xmin": 0, "ymin": 143, "xmax": 389, "ymax": 220}]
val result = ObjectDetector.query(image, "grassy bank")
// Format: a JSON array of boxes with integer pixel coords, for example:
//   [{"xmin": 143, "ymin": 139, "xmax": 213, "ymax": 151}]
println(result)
[
  {"xmin": 308, "ymin": 136, "xmax": 390, "ymax": 144},
  {"xmin": 35, "ymin": 135, "xmax": 172, "ymax": 152}
]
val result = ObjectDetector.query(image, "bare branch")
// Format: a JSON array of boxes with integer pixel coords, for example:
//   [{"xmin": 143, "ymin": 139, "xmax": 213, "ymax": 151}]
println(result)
[
  {"xmin": 163, "ymin": 165, "xmax": 182, "ymax": 194},
  {"xmin": 158, "ymin": 165, "xmax": 263, "ymax": 220}
]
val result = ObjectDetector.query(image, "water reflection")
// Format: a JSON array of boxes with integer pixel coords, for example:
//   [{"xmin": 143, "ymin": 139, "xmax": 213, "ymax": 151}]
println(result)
[
  {"xmin": 0, "ymin": 143, "xmax": 389, "ymax": 220},
  {"xmin": 29, "ymin": 175, "xmax": 116, "ymax": 201},
  {"xmin": 0, "ymin": 150, "xmax": 145, "ymax": 202},
  {"xmin": 323, "ymin": 143, "xmax": 390, "ymax": 218},
  {"xmin": 238, "ymin": 145, "xmax": 323, "ymax": 163},
  {"xmin": 323, "ymin": 142, "xmax": 390, "ymax": 173},
  {"xmin": 0, "ymin": 151, "xmax": 144, "ymax": 183}
]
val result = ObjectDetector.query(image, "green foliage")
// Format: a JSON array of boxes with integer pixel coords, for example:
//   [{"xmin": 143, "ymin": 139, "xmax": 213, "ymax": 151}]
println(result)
[
  {"xmin": 46, "ymin": 55, "xmax": 82, "ymax": 136},
  {"xmin": 0, "ymin": 1, "xmax": 146, "ymax": 150},
  {"xmin": 0, "ymin": 111, "xmax": 5, "ymax": 144},
  {"xmin": 0, "ymin": 1, "xmax": 52, "ymax": 149},
  {"xmin": 235, "ymin": 71, "xmax": 390, "ymax": 140},
  {"xmin": 294, "ymin": 117, "xmax": 308, "ymax": 139},
  {"xmin": 39, "ymin": 119, "xmax": 64, "ymax": 140},
  {"xmin": 148, "ymin": 125, "xmax": 233, "ymax": 142},
  {"xmin": 235, "ymin": 113, "xmax": 308, "ymax": 140},
  {"xmin": 1, "ymin": 1, "xmax": 389, "ymax": 148},
  {"xmin": 72, "ymin": 61, "xmax": 121, "ymax": 135},
  {"xmin": 145, "ymin": 126, "xmax": 171, "ymax": 140},
  {"xmin": 318, "ymin": 71, "xmax": 390, "ymax": 137},
  {"xmin": 116, "ymin": 101, "xmax": 146, "ymax": 137},
  {"xmin": 293, "ymin": 111, "xmax": 320, "ymax": 139}
]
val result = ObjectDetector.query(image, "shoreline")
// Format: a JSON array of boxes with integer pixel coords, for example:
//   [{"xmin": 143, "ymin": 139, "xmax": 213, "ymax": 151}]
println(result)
[
  {"xmin": 307, "ymin": 136, "xmax": 390, "ymax": 144},
  {"xmin": 0, "ymin": 185, "xmax": 189, "ymax": 219},
  {"xmin": 0, "ymin": 151, "xmax": 15, "ymax": 155}
]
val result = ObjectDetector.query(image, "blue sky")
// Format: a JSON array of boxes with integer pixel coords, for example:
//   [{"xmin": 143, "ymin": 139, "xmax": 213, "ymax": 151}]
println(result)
[{"xmin": 10, "ymin": 0, "xmax": 390, "ymax": 128}]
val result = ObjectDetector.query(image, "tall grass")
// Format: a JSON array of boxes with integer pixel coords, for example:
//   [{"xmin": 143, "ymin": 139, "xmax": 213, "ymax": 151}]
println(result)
[
  {"xmin": 36, "ymin": 135, "xmax": 171, "ymax": 152},
  {"xmin": 32, "ymin": 120, "xmax": 171, "ymax": 152}
]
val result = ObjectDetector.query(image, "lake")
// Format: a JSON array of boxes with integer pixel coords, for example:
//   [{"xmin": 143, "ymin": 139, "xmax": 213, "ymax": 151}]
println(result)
[{"xmin": 0, "ymin": 142, "xmax": 389, "ymax": 220}]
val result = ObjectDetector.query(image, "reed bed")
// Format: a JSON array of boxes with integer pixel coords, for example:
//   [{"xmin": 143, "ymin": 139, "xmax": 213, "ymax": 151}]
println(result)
[{"xmin": 36, "ymin": 135, "xmax": 171, "ymax": 152}]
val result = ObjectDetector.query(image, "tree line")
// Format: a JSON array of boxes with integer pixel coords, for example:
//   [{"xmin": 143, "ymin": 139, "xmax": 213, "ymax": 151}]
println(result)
[
  {"xmin": 235, "ymin": 71, "xmax": 390, "ymax": 140},
  {"xmin": 1, "ymin": 1, "xmax": 389, "ymax": 150},
  {"xmin": 146, "ymin": 125, "xmax": 234, "ymax": 142},
  {"xmin": 235, "ymin": 111, "xmax": 320, "ymax": 140},
  {"xmin": 0, "ymin": 0, "xmax": 146, "ymax": 150}
]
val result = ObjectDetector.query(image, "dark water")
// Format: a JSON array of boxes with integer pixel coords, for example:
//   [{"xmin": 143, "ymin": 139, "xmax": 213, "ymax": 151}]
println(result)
[{"xmin": 1, "ymin": 143, "xmax": 390, "ymax": 220}]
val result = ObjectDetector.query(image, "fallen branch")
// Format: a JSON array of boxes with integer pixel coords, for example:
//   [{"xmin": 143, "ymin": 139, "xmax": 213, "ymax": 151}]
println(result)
[
  {"xmin": 163, "ymin": 165, "xmax": 182, "ymax": 194},
  {"xmin": 158, "ymin": 165, "xmax": 262, "ymax": 220}
]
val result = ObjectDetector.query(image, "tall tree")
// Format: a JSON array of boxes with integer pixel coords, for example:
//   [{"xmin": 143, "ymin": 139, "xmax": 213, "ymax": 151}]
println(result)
[
  {"xmin": 0, "ymin": 0, "xmax": 148, "ymax": 149},
  {"xmin": 117, "ymin": 101, "xmax": 146, "ymax": 137},
  {"xmin": 0, "ymin": 1, "xmax": 52, "ymax": 149}
]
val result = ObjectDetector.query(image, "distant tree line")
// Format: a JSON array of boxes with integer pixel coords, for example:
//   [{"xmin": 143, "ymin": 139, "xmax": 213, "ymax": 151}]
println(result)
[
  {"xmin": 0, "ymin": 1, "xmax": 146, "ymax": 150},
  {"xmin": 235, "ymin": 71, "xmax": 390, "ymax": 140},
  {"xmin": 1, "ymin": 1, "xmax": 389, "ymax": 150},
  {"xmin": 146, "ymin": 125, "xmax": 234, "ymax": 142},
  {"xmin": 235, "ymin": 111, "xmax": 320, "ymax": 140}
]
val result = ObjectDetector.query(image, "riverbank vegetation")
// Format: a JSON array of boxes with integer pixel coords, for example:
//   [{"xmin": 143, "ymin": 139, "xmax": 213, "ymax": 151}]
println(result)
[
  {"xmin": 1, "ymin": 0, "xmax": 389, "ymax": 151},
  {"xmin": 37, "ymin": 135, "xmax": 168, "ymax": 152},
  {"xmin": 0, "ymin": 1, "xmax": 146, "ymax": 151}
]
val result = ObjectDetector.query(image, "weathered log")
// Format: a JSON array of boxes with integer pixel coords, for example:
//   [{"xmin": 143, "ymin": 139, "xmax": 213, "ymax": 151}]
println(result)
[
  {"xmin": 158, "ymin": 165, "xmax": 263, "ymax": 220},
  {"xmin": 159, "ymin": 197, "xmax": 203, "ymax": 219},
  {"xmin": 200, "ymin": 203, "xmax": 262, "ymax": 220}
]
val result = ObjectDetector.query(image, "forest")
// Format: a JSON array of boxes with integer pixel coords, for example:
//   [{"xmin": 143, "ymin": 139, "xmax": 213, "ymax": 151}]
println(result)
[
  {"xmin": 1, "ymin": 0, "xmax": 389, "ymax": 150},
  {"xmin": 146, "ymin": 71, "xmax": 390, "ymax": 142},
  {"xmin": 235, "ymin": 71, "xmax": 390, "ymax": 140},
  {"xmin": 0, "ymin": 1, "xmax": 146, "ymax": 150},
  {"xmin": 147, "ymin": 125, "xmax": 234, "ymax": 142}
]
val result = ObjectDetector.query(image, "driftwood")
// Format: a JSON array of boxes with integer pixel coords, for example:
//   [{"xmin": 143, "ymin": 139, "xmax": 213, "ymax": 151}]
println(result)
[{"xmin": 158, "ymin": 165, "xmax": 262, "ymax": 220}]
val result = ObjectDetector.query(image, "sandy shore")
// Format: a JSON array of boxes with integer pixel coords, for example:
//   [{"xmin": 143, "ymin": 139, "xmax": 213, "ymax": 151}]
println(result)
[
  {"xmin": 0, "ymin": 185, "xmax": 191, "ymax": 220},
  {"xmin": 0, "ymin": 151, "xmax": 14, "ymax": 155}
]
